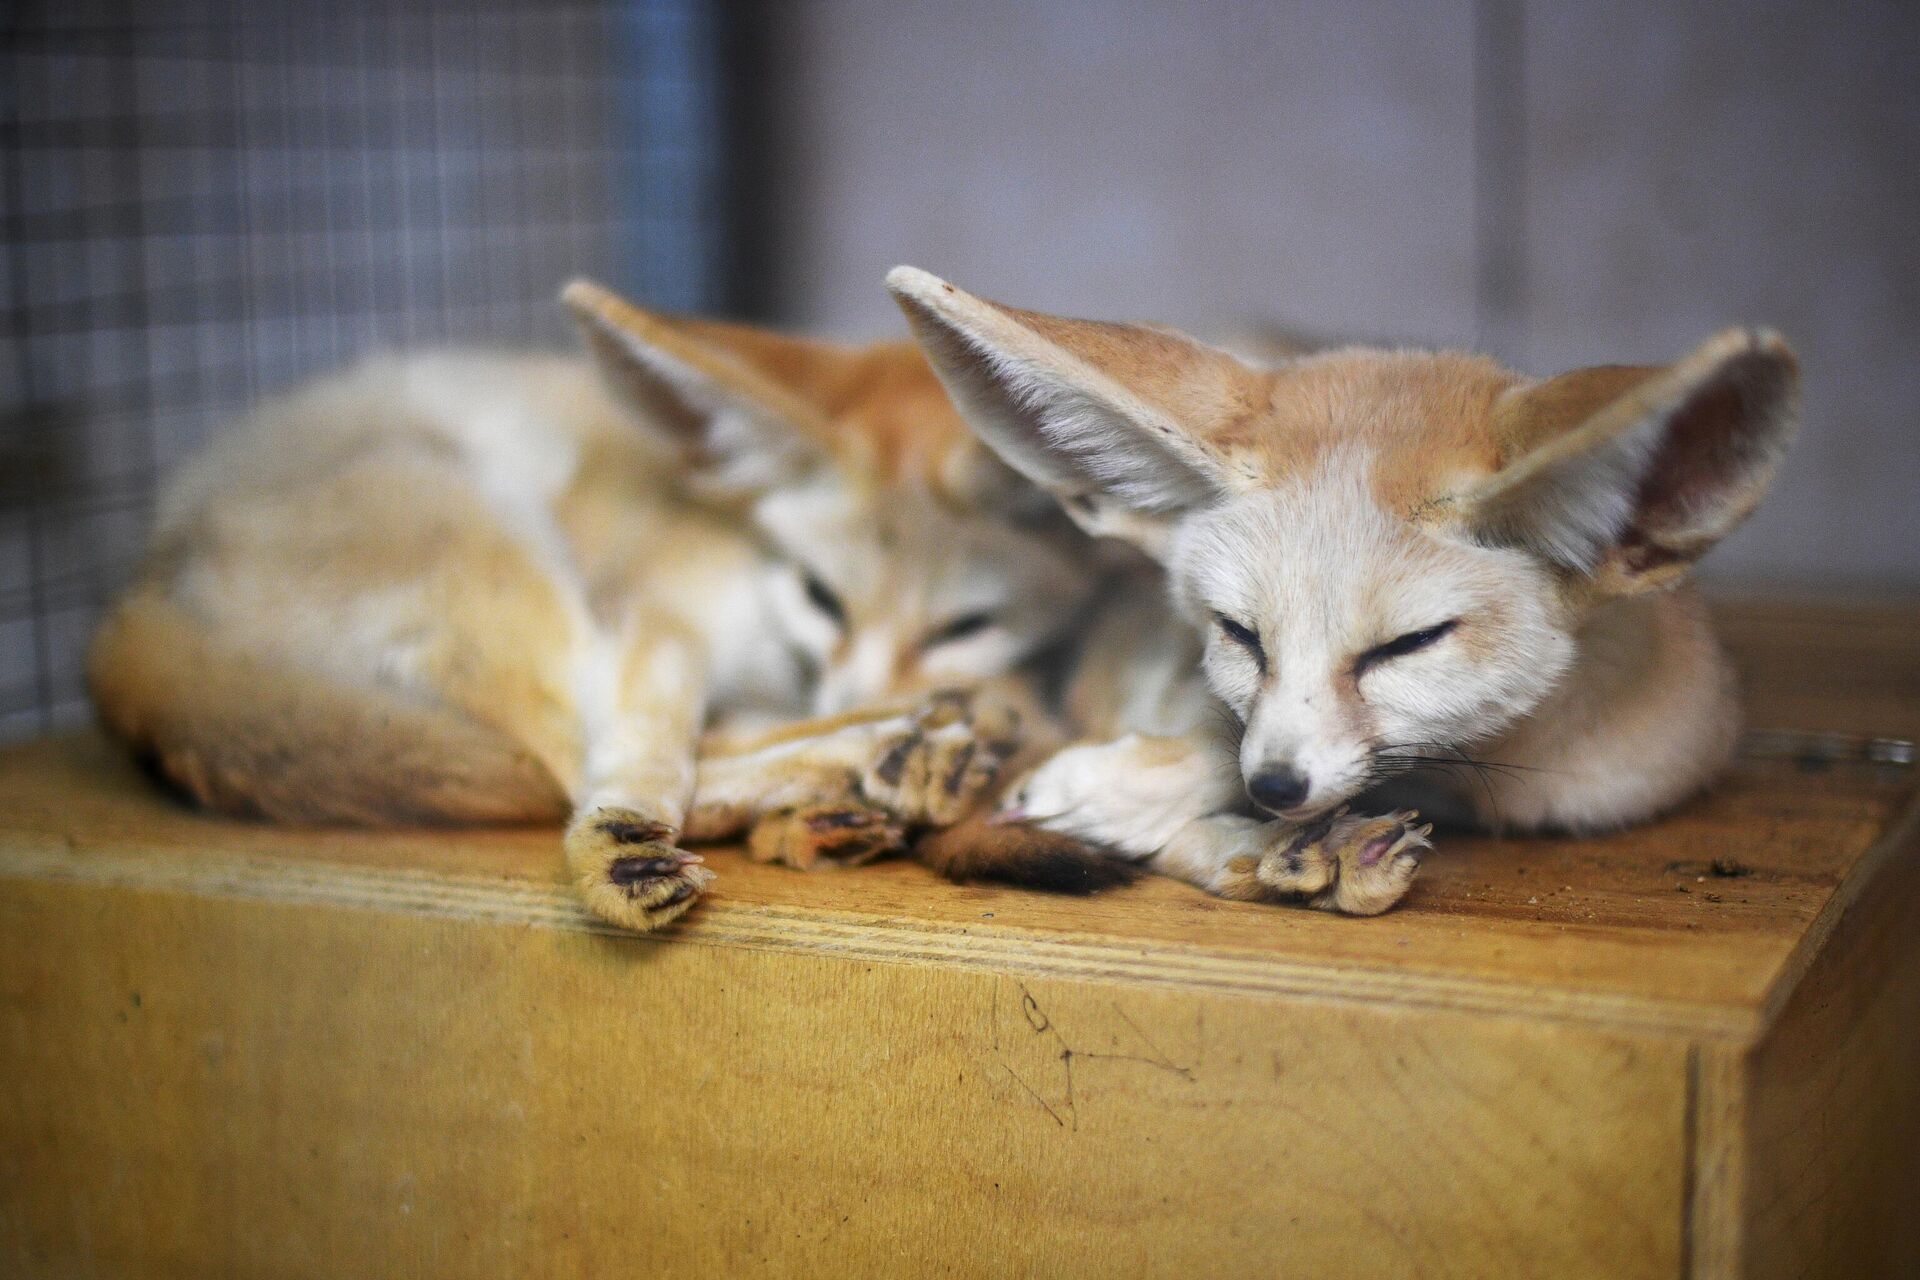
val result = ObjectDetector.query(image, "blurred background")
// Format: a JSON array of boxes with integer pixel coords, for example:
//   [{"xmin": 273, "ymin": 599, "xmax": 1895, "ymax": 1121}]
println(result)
[{"xmin": 3, "ymin": 0, "xmax": 1917, "ymax": 737}]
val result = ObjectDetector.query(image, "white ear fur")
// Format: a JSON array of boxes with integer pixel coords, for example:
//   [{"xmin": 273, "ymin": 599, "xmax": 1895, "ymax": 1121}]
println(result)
[
  {"xmin": 1464, "ymin": 328, "xmax": 1798, "ymax": 585},
  {"xmin": 887, "ymin": 266, "xmax": 1238, "ymax": 555},
  {"xmin": 936, "ymin": 440, "xmax": 1062, "ymax": 524},
  {"xmin": 562, "ymin": 279, "xmax": 825, "ymax": 494}
]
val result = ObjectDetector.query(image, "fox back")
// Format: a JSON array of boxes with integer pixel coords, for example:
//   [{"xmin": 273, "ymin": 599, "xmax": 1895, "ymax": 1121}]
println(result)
[{"xmin": 91, "ymin": 283, "xmax": 1096, "ymax": 830}]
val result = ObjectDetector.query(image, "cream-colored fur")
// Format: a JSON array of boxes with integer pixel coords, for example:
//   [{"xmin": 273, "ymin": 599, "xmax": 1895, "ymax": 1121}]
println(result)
[
  {"xmin": 91, "ymin": 282, "xmax": 1102, "ymax": 931},
  {"xmin": 890, "ymin": 266, "xmax": 1798, "ymax": 915}
]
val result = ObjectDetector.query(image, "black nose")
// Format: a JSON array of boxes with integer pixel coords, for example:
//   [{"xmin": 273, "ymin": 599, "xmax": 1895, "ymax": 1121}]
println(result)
[{"xmin": 1247, "ymin": 766, "xmax": 1311, "ymax": 813}]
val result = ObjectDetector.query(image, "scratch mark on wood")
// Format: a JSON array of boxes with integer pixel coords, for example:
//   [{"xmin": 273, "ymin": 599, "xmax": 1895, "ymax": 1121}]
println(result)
[{"xmin": 1002, "ymin": 1064, "xmax": 1066, "ymax": 1128}]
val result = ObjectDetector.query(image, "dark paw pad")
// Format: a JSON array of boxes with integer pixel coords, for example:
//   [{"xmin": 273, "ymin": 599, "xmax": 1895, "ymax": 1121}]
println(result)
[
  {"xmin": 802, "ymin": 807, "xmax": 905, "ymax": 865},
  {"xmin": 599, "ymin": 817, "xmax": 674, "ymax": 845},
  {"xmin": 873, "ymin": 734, "xmax": 920, "ymax": 787},
  {"xmin": 651, "ymin": 878, "xmax": 697, "ymax": 907},
  {"xmin": 805, "ymin": 808, "xmax": 883, "ymax": 833},
  {"xmin": 608, "ymin": 854, "xmax": 685, "ymax": 887},
  {"xmin": 942, "ymin": 743, "xmax": 979, "ymax": 796}
]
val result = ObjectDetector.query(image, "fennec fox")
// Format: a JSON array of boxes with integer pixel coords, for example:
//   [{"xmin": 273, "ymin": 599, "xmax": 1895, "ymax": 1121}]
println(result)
[
  {"xmin": 91, "ymin": 281, "xmax": 1102, "ymax": 931},
  {"xmin": 889, "ymin": 266, "xmax": 1798, "ymax": 915}
]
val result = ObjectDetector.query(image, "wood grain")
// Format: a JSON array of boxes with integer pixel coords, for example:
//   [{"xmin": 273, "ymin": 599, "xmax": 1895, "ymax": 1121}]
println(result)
[
  {"xmin": 1734, "ymin": 796, "xmax": 1920, "ymax": 1279},
  {"xmin": 0, "ymin": 595, "xmax": 1915, "ymax": 1278},
  {"xmin": 1, "ymin": 735, "xmax": 1905, "ymax": 1040},
  {"xmin": 0, "ymin": 877, "xmax": 1691, "ymax": 1279},
  {"xmin": 1713, "ymin": 594, "xmax": 1920, "ymax": 742}
]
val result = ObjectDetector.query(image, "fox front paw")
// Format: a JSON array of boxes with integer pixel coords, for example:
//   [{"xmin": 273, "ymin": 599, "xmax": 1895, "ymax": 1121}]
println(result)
[
  {"xmin": 860, "ymin": 689, "xmax": 1020, "ymax": 828},
  {"xmin": 746, "ymin": 803, "xmax": 907, "ymax": 871},
  {"xmin": 1224, "ymin": 810, "xmax": 1431, "ymax": 916},
  {"xmin": 566, "ymin": 807, "xmax": 715, "ymax": 931},
  {"xmin": 1001, "ymin": 732, "xmax": 1240, "ymax": 855}
]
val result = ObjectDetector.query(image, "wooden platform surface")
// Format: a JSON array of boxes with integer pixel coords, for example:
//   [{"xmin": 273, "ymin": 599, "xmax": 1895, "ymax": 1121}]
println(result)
[
  {"xmin": 3, "ymin": 596, "xmax": 1918, "ymax": 1279},
  {"xmin": 1, "ymin": 597, "xmax": 1914, "ymax": 1047}
]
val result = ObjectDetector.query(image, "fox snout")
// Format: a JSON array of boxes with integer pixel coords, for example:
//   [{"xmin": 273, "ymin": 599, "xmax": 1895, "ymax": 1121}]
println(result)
[
  {"xmin": 1238, "ymin": 695, "xmax": 1374, "ymax": 818},
  {"xmin": 1236, "ymin": 756, "xmax": 1344, "ymax": 817},
  {"xmin": 1241, "ymin": 752, "xmax": 1375, "ymax": 819},
  {"xmin": 1243, "ymin": 756, "xmax": 1357, "ymax": 818},
  {"xmin": 1245, "ymin": 765, "xmax": 1311, "ymax": 814}
]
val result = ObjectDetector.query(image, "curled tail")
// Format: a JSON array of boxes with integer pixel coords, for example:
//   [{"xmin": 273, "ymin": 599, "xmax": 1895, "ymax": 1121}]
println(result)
[
  {"xmin": 89, "ymin": 588, "xmax": 566, "ymax": 826},
  {"xmin": 914, "ymin": 815, "xmax": 1139, "ymax": 894}
]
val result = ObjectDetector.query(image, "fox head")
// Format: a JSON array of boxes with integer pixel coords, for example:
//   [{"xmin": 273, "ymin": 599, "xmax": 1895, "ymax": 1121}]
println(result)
[
  {"xmin": 563, "ymin": 280, "xmax": 1095, "ymax": 715},
  {"xmin": 889, "ymin": 267, "xmax": 1798, "ymax": 820}
]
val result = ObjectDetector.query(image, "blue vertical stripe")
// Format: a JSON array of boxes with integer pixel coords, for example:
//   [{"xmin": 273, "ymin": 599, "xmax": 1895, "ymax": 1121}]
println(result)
[{"xmin": 618, "ymin": 0, "xmax": 726, "ymax": 314}]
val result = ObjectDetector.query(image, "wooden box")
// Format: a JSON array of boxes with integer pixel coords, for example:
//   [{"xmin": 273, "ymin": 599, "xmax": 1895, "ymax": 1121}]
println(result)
[{"xmin": 2, "ymin": 600, "xmax": 1916, "ymax": 1278}]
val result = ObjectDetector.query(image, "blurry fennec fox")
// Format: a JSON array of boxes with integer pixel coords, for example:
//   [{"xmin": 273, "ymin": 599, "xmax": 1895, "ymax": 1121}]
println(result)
[
  {"xmin": 91, "ymin": 281, "xmax": 1105, "ymax": 932},
  {"xmin": 890, "ymin": 267, "xmax": 1798, "ymax": 914}
]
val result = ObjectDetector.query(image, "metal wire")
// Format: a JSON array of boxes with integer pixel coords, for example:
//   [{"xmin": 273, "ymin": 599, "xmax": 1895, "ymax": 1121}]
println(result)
[{"xmin": 0, "ymin": 0, "xmax": 725, "ymax": 738}]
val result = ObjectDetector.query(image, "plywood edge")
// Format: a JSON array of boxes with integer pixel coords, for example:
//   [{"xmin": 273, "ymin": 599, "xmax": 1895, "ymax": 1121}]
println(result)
[
  {"xmin": 0, "ymin": 832, "xmax": 1760, "ymax": 1041},
  {"xmin": 1684, "ymin": 1043, "xmax": 1750, "ymax": 1279},
  {"xmin": 1684, "ymin": 783, "xmax": 1920, "ymax": 1280},
  {"xmin": 1750, "ymin": 783, "xmax": 1920, "ymax": 1036}
]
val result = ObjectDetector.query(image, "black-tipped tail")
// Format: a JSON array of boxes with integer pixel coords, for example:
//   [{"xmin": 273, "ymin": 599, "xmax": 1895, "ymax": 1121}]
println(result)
[{"xmin": 915, "ymin": 817, "xmax": 1140, "ymax": 895}]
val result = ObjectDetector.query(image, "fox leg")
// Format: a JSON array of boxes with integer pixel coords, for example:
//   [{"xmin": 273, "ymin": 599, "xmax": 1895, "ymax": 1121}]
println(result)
[
  {"xmin": 999, "ymin": 732, "xmax": 1245, "ymax": 857},
  {"xmin": 681, "ymin": 687, "xmax": 1024, "ymax": 870},
  {"xmin": 1157, "ymin": 811, "xmax": 1431, "ymax": 916},
  {"xmin": 695, "ymin": 682, "xmax": 1134, "ymax": 889},
  {"xmin": 562, "ymin": 623, "xmax": 717, "ymax": 931},
  {"xmin": 310, "ymin": 544, "xmax": 723, "ymax": 932},
  {"xmin": 686, "ymin": 718, "xmax": 909, "ymax": 871},
  {"xmin": 1007, "ymin": 732, "xmax": 1430, "ymax": 915}
]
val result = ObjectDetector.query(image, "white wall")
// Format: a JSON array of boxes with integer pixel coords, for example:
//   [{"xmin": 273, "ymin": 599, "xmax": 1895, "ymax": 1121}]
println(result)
[{"xmin": 759, "ymin": 0, "xmax": 1920, "ymax": 591}]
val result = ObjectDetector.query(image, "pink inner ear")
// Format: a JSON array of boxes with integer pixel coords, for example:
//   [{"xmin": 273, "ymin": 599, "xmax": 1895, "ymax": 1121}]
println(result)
[{"xmin": 1626, "ymin": 350, "xmax": 1791, "ymax": 546}]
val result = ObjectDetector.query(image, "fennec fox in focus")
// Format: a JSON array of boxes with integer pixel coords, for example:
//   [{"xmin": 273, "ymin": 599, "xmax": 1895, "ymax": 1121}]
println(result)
[
  {"xmin": 890, "ymin": 267, "xmax": 1797, "ymax": 915},
  {"xmin": 91, "ymin": 282, "xmax": 1104, "ymax": 931}
]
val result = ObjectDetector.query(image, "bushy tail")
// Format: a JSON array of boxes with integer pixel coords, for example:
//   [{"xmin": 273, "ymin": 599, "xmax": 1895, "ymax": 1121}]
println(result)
[
  {"xmin": 915, "ymin": 815, "xmax": 1139, "ymax": 894},
  {"xmin": 89, "ymin": 589, "xmax": 566, "ymax": 826}
]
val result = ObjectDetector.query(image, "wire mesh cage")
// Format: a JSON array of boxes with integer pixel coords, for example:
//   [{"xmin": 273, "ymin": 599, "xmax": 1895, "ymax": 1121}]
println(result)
[{"xmin": 1, "ymin": 0, "xmax": 733, "ymax": 739}]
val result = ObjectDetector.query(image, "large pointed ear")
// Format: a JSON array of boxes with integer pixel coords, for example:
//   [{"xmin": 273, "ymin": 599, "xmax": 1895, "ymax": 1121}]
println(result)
[
  {"xmin": 562, "ymin": 279, "xmax": 834, "ymax": 495},
  {"xmin": 886, "ymin": 266, "xmax": 1256, "ymax": 557},
  {"xmin": 1460, "ymin": 328, "xmax": 1798, "ymax": 594}
]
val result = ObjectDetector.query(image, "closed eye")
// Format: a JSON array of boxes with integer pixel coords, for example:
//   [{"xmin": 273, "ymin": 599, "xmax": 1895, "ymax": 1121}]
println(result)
[
  {"xmin": 1216, "ymin": 614, "xmax": 1266, "ymax": 672},
  {"xmin": 802, "ymin": 570, "xmax": 847, "ymax": 628},
  {"xmin": 926, "ymin": 611, "xmax": 996, "ymax": 647},
  {"xmin": 1356, "ymin": 619, "xmax": 1459, "ymax": 674}
]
